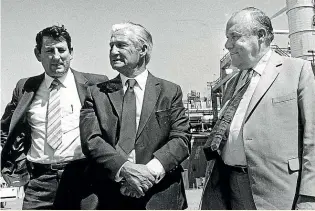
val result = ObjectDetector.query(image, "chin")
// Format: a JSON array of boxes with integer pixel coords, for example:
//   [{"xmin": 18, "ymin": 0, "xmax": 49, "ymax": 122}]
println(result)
[{"xmin": 51, "ymin": 70, "xmax": 68, "ymax": 77}]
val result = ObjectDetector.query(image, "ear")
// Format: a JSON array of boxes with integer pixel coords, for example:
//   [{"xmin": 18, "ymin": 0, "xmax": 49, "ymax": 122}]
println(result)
[
  {"xmin": 139, "ymin": 44, "xmax": 148, "ymax": 58},
  {"xmin": 257, "ymin": 28, "xmax": 267, "ymax": 42},
  {"xmin": 34, "ymin": 48, "xmax": 42, "ymax": 62},
  {"xmin": 70, "ymin": 47, "xmax": 74, "ymax": 60}
]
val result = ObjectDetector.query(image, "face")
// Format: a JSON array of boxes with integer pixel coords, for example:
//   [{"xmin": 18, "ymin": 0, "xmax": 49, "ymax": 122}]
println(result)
[
  {"xmin": 35, "ymin": 36, "xmax": 73, "ymax": 78},
  {"xmin": 225, "ymin": 15, "xmax": 260, "ymax": 70},
  {"xmin": 109, "ymin": 30, "xmax": 142, "ymax": 76}
]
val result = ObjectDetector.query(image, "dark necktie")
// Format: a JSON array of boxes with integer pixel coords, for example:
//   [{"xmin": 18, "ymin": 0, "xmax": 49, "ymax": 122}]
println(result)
[
  {"xmin": 203, "ymin": 69, "xmax": 254, "ymax": 160},
  {"xmin": 46, "ymin": 79, "xmax": 62, "ymax": 149},
  {"xmin": 116, "ymin": 79, "xmax": 137, "ymax": 157}
]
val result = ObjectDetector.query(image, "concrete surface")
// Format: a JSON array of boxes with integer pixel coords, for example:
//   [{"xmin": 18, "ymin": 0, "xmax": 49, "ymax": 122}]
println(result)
[{"xmin": 1, "ymin": 189, "xmax": 203, "ymax": 210}]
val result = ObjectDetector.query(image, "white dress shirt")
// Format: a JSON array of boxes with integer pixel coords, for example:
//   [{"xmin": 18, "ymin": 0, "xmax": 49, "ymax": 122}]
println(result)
[
  {"xmin": 26, "ymin": 70, "xmax": 85, "ymax": 164},
  {"xmin": 115, "ymin": 70, "xmax": 165, "ymax": 183},
  {"xmin": 222, "ymin": 50, "xmax": 272, "ymax": 166}
]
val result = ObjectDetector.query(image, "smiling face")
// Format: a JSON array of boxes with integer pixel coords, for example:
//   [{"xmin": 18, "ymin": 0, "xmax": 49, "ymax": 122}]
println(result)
[
  {"xmin": 225, "ymin": 14, "xmax": 261, "ymax": 70},
  {"xmin": 35, "ymin": 36, "xmax": 73, "ymax": 78},
  {"xmin": 109, "ymin": 30, "xmax": 144, "ymax": 77}
]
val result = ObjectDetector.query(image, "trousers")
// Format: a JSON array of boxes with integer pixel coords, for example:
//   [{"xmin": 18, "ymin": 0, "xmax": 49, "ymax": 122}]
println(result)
[
  {"xmin": 201, "ymin": 158, "xmax": 256, "ymax": 210},
  {"xmin": 22, "ymin": 159, "xmax": 88, "ymax": 210}
]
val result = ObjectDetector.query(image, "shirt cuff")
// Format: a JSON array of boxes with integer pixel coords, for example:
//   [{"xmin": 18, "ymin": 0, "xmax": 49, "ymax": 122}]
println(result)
[
  {"xmin": 146, "ymin": 158, "xmax": 165, "ymax": 184},
  {"xmin": 114, "ymin": 161, "xmax": 128, "ymax": 182},
  {"xmin": 296, "ymin": 195, "xmax": 315, "ymax": 210}
]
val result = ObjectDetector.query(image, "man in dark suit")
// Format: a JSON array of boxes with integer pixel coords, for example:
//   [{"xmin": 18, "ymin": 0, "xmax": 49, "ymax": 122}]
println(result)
[
  {"xmin": 200, "ymin": 7, "xmax": 315, "ymax": 209},
  {"xmin": 80, "ymin": 22, "xmax": 190, "ymax": 209},
  {"xmin": 0, "ymin": 25, "xmax": 108, "ymax": 209}
]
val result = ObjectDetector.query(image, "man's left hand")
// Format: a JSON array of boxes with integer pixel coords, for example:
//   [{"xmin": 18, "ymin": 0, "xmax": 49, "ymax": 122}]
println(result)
[
  {"xmin": 120, "ymin": 162, "xmax": 155, "ymax": 197},
  {"xmin": 120, "ymin": 181, "xmax": 143, "ymax": 198}
]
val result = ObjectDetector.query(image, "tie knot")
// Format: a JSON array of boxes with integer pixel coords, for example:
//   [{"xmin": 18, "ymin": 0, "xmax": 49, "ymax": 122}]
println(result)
[
  {"xmin": 126, "ymin": 79, "xmax": 137, "ymax": 90},
  {"xmin": 50, "ymin": 79, "xmax": 61, "ymax": 89},
  {"xmin": 242, "ymin": 68, "xmax": 254, "ymax": 82}
]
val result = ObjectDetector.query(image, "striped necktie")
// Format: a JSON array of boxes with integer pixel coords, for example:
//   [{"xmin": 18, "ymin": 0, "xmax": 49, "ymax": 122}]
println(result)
[
  {"xmin": 46, "ymin": 78, "xmax": 62, "ymax": 149},
  {"xmin": 116, "ymin": 79, "xmax": 137, "ymax": 157},
  {"xmin": 203, "ymin": 69, "xmax": 254, "ymax": 160}
]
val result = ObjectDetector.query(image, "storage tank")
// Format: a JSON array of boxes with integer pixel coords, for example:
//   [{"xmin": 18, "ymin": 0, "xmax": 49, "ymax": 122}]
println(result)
[{"xmin": 286, "ymin": 0, "xmax": 315, "ymax": 61}]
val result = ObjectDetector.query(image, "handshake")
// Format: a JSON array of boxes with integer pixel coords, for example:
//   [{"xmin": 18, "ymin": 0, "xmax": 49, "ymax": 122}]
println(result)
[{"xmin": 119, "ymin": 161, "xmax": 159, "ymax": 198}]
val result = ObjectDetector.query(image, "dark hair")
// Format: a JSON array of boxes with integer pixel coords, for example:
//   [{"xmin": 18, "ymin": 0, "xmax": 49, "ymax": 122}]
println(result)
[
  {"xmin": 242, "ymin": 7, "xmax": 274, "ymax": 44},
  {"xmin": 35, "ymin": 25, "xmax": 72, "ymax": 52}
]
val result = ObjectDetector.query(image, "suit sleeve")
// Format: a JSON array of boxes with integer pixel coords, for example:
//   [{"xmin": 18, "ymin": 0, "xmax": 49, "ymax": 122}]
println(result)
[
  {"xmin": 297, "ymin": 61, "xmax": 315, "ymax": 197},
  {"xmin": 80, "ymin": 87, "xmax": 128, "ymax": 179},
  {"xmin": 1, "ymin": 81, "xmax": 22, "ymax": 147},
  {"xmin": 87, "ymin": 74, "xmax": 109, "ymax": 85},
  {"xmin": 153, "ymin": 85, "xmax": 191, "ymax": 172}
]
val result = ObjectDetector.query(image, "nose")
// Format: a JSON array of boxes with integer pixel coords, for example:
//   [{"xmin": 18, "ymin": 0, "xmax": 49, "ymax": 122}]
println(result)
[
  {"xmin": 225, "ymin": 38, "xmax": 233, "ymax": 50},
  {"xmin": 110, "ymin": 45, "xmax": 119, "ymax": 55},
  {"xmin": 52, "ymin": 50, "xmax": 61, "ymax": 60}
]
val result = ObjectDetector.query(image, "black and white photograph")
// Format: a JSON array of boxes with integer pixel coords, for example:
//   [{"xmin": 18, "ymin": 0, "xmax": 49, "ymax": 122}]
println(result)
[{"xmin": 1, "ymin": 0, "xmax": 315, "ymax": 210}]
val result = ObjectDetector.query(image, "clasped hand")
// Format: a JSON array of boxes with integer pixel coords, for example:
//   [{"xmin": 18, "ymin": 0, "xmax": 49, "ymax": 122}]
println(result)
[{"xmin": 120, "ymin": 162, "xmax": 156, "ymax": 198}]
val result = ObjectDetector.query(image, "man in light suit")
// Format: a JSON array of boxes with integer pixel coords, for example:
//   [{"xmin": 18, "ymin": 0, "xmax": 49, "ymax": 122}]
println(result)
[
  {"xmin": 1, "ymin": 25, "xmax": 108, "ymax": 209},
  {"xmin": 201, "ymin": 7, "xmax": 315, "ymax": 210},
  {"xmin": 80, "ymin": 22, "xmax": 190, "ymax": 209}
]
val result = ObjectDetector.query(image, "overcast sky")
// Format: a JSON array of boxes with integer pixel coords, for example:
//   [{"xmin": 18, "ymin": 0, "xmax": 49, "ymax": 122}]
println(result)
[{"xmin": 1, "ymin": 0, "xmax": 288, "ymax": 114}]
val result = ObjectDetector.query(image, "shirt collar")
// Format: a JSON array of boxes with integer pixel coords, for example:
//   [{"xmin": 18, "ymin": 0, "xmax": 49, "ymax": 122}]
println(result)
[
  {"xmin": 120, "ymin": 69, "xmax": 148, "ymax": 90},
  {"xmin": 44, "ymin": 70, "xmax": 72, "ymax": 89},
  {"xmin": 251, "ymin": 49, "xmax": 272, "ymax": 76}
]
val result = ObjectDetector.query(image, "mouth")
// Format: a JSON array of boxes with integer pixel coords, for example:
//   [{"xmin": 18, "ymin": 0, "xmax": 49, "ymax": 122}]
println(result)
[
  {"xmin": 51, "ymin": 63, "xmax": 63, "ymax": 66},
  {"xmin": 111, "ymin": 58, "xmax": 123, "ymax": 63}
]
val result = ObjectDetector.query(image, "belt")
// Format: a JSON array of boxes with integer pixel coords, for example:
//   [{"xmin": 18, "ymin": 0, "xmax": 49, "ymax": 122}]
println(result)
[
  {"xmin": 224, "ymin": 164, "xmax": 248, "ymax": 173},
  {"xmin": 29, "ymin": 159, "xmax": 86, "ymax": 171}
]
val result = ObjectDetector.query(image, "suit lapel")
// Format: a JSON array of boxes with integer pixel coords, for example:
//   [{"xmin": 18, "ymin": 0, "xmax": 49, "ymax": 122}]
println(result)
[
  {"xmin": 9, "ymin": 74, "xmax": 44, "ymax": 134},
  {"xmin": 244, "ymin": 52, "xmax": 283, "ymax": 122},
  {"xmin": 136, "ymin": 73, "xmax": 160, "ymax": 139},
  {"xmin": 105, "ymin": 75, "xmax": 124, "ymax": 119},
  {"xmin": 72, "ymin": 69, "xmax": 88, "ymax": 105}
]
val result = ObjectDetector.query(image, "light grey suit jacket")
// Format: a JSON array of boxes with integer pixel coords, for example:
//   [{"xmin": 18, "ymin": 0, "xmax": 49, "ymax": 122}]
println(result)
[{"xmin": 201, "ymin": 52, "xmax": 315, "ymax": 209}]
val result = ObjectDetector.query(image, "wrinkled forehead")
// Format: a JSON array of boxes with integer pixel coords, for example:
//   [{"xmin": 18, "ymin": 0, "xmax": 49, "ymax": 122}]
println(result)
[{"xmin": 110, "ymin": 29, "xmax": 138, "ymax": 43}]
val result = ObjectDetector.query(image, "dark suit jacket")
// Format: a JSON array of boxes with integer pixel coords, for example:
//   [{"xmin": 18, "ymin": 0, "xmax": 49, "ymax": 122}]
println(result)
[
  {"xmin": 201, "ymin": 52, "xmax": 315, "ymax": 209},
  {"xmin": 0, "ymin": 69, "xmax": 108, "ymax": 187},
  {"xmin": 80, "ymin": 72, "xmax": 191, "ymax": 209}
]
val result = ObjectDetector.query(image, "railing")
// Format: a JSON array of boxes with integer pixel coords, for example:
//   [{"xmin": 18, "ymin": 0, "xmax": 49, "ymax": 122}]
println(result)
[
  {"xmin": 271, "ymin": 44, "xmax": 290, "ymax": 57},
  {"xmin": 220, "ymin": 52, "xmax": 231, "ymax": 69}
]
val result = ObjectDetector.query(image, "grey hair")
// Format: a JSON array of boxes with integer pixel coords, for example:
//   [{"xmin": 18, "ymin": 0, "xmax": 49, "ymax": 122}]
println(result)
[
  {"xmin": 236, "ymin": 7, "xmax": 274, "ymax": 45},
  {"xmin": 111, "ymin": 22, "xmax": 153, "ymax": 65}
]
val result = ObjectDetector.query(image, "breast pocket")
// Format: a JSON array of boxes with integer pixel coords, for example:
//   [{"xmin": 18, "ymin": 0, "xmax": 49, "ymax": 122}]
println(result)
[
  {"xmin": 272, "ymin": 92, "xmax": 296, "ymax": 105},
  {"xmin": 155, "ymin": 109, "xmax": 171, "ymax": 129}
]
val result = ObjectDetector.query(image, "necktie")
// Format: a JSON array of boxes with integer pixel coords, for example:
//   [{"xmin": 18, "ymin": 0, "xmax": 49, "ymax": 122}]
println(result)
[
  {"xmin": 46, "ymin": 79, "xmax": 62, "ymax": 149},
  {"xmin": 116, "ymin": 79, "xmax": 137, "ymax": 157},
  {"xmin": 203, "ymin": 69, "xmax": 254, "ymax": 160}
]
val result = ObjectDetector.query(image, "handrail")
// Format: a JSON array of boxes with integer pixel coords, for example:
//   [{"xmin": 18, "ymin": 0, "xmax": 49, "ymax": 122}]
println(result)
[{"xmin": 271, "ymin": 44, "xmax": 290, "ymax": 57}]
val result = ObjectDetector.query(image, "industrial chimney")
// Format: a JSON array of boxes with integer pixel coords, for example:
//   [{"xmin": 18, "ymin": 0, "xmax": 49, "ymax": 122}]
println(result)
[{"xmin": 286, "ymin": 0, "xmax": 315, "ymax": 61}]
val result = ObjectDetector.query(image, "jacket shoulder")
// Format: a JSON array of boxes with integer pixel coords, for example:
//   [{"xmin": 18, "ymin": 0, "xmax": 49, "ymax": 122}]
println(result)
[
  {"xmin": 155, "ymin": 77, "xmax": 181, "ymax": 91},
  {"xmin": 72, "ymin": 69, "xmax": 109, "ymax": 85},
  {"xmin": 15, "ymin": 74, "xmax": 45, "ymax": 91},
  {"xmin": 83, "ymin": 73, "xmax": 109, "ymax": 83}
]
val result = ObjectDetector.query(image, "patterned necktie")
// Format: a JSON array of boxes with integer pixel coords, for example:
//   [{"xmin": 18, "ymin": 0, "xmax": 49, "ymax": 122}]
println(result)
[
  {"xmin": 46, "ymin": 79, "xmax": 62, "ymax": 149},
  {"xmin": 116, "ymin": 79, "xmax": 137, "ymax": 157},
  {"xmin": 203, "ymin": 69, "xmax": 254, "ymax": 160}
]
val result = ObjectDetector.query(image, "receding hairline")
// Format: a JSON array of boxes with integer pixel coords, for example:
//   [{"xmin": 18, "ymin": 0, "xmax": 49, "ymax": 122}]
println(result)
[{"xmin": 228, "ymin": 10, "xmax": 255, "ymax": 27}]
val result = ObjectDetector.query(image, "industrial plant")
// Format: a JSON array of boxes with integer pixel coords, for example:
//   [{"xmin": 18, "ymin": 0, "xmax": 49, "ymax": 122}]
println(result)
[{"xmin": 184, "ymin": 0, "xmax": 315, "ymax": 190}]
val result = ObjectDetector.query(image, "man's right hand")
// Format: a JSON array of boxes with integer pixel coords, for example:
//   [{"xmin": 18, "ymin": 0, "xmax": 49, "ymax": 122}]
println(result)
[{"xmin": 120, "ymin": 162, "xmax": 155, "ymax": 197}]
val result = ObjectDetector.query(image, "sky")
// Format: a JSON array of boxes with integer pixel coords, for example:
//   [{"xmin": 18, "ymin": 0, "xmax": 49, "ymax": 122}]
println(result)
[{"xmin": 1, "ymin": 0, "xmax": 289, "ymax": 114}]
